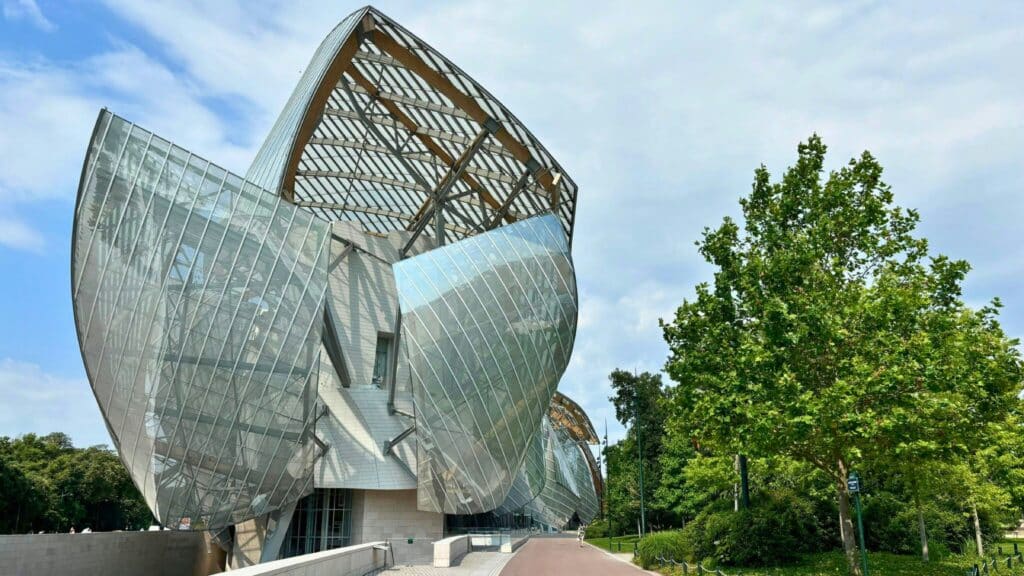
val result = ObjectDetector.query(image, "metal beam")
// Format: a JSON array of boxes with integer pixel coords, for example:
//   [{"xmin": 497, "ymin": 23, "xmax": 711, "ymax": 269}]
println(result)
[
  {"xmin": 369, "ymin": 29, "xmax": 557, "ymax": 194},
  {"xmin": 387, "ymin": 310, "xmax": 402, "ymax": 415},
  {"xmin": 344, "ymin": 66, "xmax": 513, "ymax": 225},
  {"xmin": 338, "ymin": 76, "xmax": 437, "ymax": 199},
  {"xmin": 383, "ymin": 424, "xmax": 416, "ymax": 456},
  {"xmin": 296, "ymin": 169, "xmax": 421, "ymax": 192},
  {"xmin": 322, "ymin": 109, "xmax": 514, "ymax": 158},
  {"xmin": 426, "ymin": 120, "xmax": 497, "ymax": 249},
  {"xmin": 347, "ymin": 82, "xmax": 473, "ymax": 121},
  {"xmin": 486, "ymin": 168, "xmax": 532, "ymax": 230},
  {"xmin": 294, "ymin": 200, "xmax": 472, "ymax": 236}
]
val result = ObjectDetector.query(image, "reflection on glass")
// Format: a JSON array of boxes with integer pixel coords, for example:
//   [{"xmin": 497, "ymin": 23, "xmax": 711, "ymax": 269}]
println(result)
[
  {"xmin": 72, "ymin": 111, "xmax": 330, "ymax": 530},
  {"xmin": 394, "ymin": 214, "xmax": 578, "ymax": 514}
]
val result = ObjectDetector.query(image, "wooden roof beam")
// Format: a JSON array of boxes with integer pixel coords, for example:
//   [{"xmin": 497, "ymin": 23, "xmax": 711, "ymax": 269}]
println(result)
[
  {"xmin": 369, "ymin": 29, "xmax": 557, "ymax": 197},
  {"xmin": 344, "ymin": 66, "xmax": 514, "ymax": 227}
]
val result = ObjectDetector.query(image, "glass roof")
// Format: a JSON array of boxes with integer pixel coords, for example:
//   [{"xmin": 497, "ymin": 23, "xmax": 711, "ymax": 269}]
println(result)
[{"xmin": 248, "ymin": 6, "xmax": 578, "ymax": 250}]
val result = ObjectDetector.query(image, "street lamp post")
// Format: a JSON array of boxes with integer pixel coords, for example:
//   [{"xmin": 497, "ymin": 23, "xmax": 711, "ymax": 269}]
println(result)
[
  {"xmin": 604, "ymin": 419, "xmax": 612, "ymax": 550},
  {"xmin": 634, "ymin": 384, "xmax": 646, "ymax": 537}
]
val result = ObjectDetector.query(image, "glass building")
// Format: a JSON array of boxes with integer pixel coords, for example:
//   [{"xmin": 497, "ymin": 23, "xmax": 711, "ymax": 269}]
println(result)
[{"xmin": 72, "ymin": 5, "xmax": 598, "ymax": 566}]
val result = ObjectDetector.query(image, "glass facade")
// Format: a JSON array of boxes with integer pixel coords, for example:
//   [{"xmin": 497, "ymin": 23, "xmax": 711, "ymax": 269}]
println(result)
[
  {"xmin": 279, "ymin": 489, "xmax": 354, "ymax": 558},
  {"xmin": 521, "ymin": 416, "xmax": 599, "ymax": 528},
  {"xmin": 72, "ymin": 111, "xmax": 330, "ymax": 530},
  {"xmin": 72, "ymin": 6, "xmax": 600, "ymax": 543},
  {"xmin": 394, "ymin": 214, "xmax": 577, "ymax": 515}
]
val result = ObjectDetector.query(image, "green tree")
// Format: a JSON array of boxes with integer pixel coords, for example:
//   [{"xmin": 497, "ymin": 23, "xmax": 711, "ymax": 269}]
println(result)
[
  {"xmin": 608, "ymin": 369, "xmax": 669, "ymax": 531},
  {"xmin": 661, "ymin": 136, "xmax": 1023, "ymax": 575},
  {"xmin": 0, "ymin": 433, "xmax": 153, "ymax": 532}
]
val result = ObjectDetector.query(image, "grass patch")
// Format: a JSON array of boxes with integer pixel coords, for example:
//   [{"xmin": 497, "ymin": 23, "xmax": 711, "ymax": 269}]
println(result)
[
  {"xmin": 585, "ymin": 534, "xmax": 641, "ymax": 553},
  {"xmin": 587, "ymin": 534, "xmax": 1024, "ymax": 574},
  {"xmin": 645, "ymin": 551, "xmax": 1024, "ymax": 576}
]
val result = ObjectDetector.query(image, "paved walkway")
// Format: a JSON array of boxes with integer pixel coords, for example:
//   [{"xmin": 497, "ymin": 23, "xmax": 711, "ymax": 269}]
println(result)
[
  {"xmin": 375, "ymin": 549, "xmax": 512, "ymax": 576},
  {"xmin": 499, "ymin": 535, "xmax": 653, "ymax": 576}
]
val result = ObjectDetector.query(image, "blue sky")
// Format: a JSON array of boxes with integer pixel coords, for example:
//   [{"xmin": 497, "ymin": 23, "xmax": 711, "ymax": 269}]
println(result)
[{"xmin": 1, "ymin": 0, "xmax": 1022, "ymax": 448}]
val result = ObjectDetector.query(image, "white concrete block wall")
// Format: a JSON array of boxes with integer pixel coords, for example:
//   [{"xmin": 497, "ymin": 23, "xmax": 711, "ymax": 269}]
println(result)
[
  {"xmin": 351, "ymin": 489, "xmax": 443, "ymax": 565},
  {"xmin": 225, "ymin": 541, "xmax": 385, "ymax": 576},
  {"xmin": 432, "ymin": 535, "xmax": 470, "ymax": 567},
  {"xmin": 0, "ymin": 532, "xmax": 213, "ymax": 576}
]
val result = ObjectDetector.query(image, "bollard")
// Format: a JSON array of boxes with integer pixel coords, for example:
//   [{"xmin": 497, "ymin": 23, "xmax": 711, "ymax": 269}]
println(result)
[
  {"xmin": 1016, "ymin": 542, "xmax": 1020, "ymax": 555},
  {"xmin": 1000, "ymin": 546, "xmax": 1004, "ymax": 556},
  {"xmin": 1007, "ymin": 556, "xmax": 1012, "ymax": 569}
]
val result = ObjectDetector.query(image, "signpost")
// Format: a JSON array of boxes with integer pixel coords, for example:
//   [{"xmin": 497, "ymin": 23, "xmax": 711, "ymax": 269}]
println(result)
[{"xmin": 848, "ymin": 472, "xmax": 869, "ymax": 576}]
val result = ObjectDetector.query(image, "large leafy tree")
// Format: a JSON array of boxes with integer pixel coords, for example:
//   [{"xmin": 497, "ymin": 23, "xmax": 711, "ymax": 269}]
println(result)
[
  {"xmin": 661, "ymin": 136, "xmax": 1022, "ymax": 575},
  {"xmin": 607, "ymin": 370, "xmax": 670, "ymax": 531},
  {"xmin": 0, "ymin": 433, "xmax": 152, "ymax": 532}
]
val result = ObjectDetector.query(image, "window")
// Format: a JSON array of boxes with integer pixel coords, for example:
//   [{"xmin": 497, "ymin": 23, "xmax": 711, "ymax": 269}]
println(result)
[
  {"xmin": 372, "ymin": 334, "xmax": 392, "ymax": 388},
  {"xmin": 279, "ymin": 489, "xmax": 353, "ymax": 558}
]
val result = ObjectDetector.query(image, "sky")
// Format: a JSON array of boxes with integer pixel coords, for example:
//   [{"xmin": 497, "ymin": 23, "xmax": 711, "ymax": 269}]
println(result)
[{"xmin": 1, "ymin": 0, "xmax": 1022, "ymax": 449}]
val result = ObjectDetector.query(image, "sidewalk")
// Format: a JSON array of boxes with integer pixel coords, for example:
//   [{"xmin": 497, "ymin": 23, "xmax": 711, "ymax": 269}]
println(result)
[{"xmin": 373, "ymin": 549, "xmax": 513, "ymax": 576}]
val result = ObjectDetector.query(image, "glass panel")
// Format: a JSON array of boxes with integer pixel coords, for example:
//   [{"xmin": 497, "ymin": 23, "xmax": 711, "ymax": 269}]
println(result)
[
  {"xmin": 72, "ymin": 110, "xmax": 330, "ymax": 531},
  {"xmin": 279, "ymin": 488, "xmax": 353, "ymax": 559},
  {"xmin": 393, "ymin": 213, "xmax": 578, "ymax": 515}
]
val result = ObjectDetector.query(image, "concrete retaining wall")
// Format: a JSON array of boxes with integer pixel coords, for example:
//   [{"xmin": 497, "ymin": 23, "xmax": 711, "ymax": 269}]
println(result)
[
  {"xmin": 432, "ymin": 535, "xmax": 470, "ymax": 568},
  {"xmin": 226, "ymin": 541, "xmax": 386, "ymax": 576},
  {"xmin": 0, "ymin": 531, "xmax": 219, "ymax": 576}
]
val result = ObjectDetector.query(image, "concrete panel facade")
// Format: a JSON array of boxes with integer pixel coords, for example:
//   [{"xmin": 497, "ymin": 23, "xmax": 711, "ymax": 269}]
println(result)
[
  {"xmin": 350, "ymin": 489, "xmax": 443, "ymax": 565},
  {"xmin": 225, "ymin": 541, "xmax": 384, "ymax": 576}
]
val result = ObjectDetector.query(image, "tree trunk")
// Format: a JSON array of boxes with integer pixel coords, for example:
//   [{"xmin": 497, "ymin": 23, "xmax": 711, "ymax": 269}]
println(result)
[
  {"xmin": 973, "ymin": 503, "xmax": 984, "ymax": 557},
  {"xmin": 915, "ymin": 492, "xmax": 929, "ymax": 562},
  {"xmin": 837, "ymin": 460, "xmax": 862, "ymax": 576}
]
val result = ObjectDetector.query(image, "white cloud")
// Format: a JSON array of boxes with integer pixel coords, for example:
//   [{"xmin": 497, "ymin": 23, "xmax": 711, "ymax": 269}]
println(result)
[
  {"xmin": 2, "ymin": 0, "xmax": 55, "ymax": 32},
  {"xmin": 0, "ymin": 41, "xmax": 259, "ymax": 254},
  {"xmin": 0, "ymin": 213, "xmax": 44, "ymax": 252},
  {"xmin": 2, "ymin": 0, "xmax": 1023, "ymax": 444},
  {"xmin": 0, "ymin": 359, "xmax": 110, "ymax": 447}
]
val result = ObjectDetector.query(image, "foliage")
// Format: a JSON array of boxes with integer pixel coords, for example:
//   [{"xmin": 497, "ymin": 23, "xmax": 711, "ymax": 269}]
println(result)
[
  {"xmin": 0, "ymin": 433, "xmax": 152, "ymax": 533},
  {"xmin": 606, "ymin": 370, "xmax": 674, "ymax": 530},
  {"xmin": 651, "ymin": 549, "xmax": 1024, "ymax": 576},
  {"xmin": 636, "ymin": 530, "xmax": 687, "ymax": 569},
  {"xmin": 677, "ymin": 491, "xmax": 826, "ymax": 567},
  {"xmin": 584, "ymin": 518, "xmax": 609, "ymax": 539},
  {"xmin": 660, "ymin": 135, "xmax": 1023, "ymax": 573}
]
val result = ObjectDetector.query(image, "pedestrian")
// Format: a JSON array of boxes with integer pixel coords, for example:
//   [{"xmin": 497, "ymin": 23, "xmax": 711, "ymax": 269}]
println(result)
[{"xmin": 577, "ymin": 524, "xmax": 584, "ymax": 547}]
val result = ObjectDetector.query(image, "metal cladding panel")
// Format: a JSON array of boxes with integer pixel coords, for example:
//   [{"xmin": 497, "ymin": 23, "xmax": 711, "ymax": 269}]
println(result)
[
  {"xmin": 71, "ymin": 110, "xmax": 330, "ymax": 530},
  {"xmin": 393, "ymin": 214, "xmax": 577, "ymax": 514}
]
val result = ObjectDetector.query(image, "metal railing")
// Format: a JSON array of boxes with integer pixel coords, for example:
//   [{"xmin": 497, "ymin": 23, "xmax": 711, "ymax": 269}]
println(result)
[
  {"xmin": 966, "ymin": 542, "xmax": 1024, "ymax": 575},
  {"xmin": 653, "ymin": 554, "xmax": 741, "ymax": 575}
]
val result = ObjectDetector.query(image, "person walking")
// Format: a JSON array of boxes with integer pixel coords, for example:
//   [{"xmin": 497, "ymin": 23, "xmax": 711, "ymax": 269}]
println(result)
[{"xmin": 577, "ymin": 524, "xmax": 585, "ymax": 547}]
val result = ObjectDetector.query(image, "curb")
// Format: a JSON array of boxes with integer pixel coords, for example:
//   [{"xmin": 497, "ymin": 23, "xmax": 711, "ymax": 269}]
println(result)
[{"xmin": 583, "ymin": 542, "xmax": 660, "ymax": 575}]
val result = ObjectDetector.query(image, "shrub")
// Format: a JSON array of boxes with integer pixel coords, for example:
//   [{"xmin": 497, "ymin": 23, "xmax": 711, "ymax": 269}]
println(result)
[
  {"xmin": 680, "ymin": 490, "xmax": 826, "ymax": 567},
  {"xmin": 636, "ymin": 531, "xmax": 687, "ymax": 569},
  {"xmin": 584, "ymin": 518, "xmax": 608, "ymax": 539}
]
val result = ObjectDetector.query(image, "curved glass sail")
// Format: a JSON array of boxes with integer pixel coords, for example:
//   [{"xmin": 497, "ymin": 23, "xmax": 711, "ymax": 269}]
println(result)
[
  {"xmin": 524, "ymin": 416, "xmax": 599, "ymax": 527},
  {"xmin": 394, "ymin": 214, "xmax": 577, "ymax": 514},
  {"xmin": 72, "ymin": 110, "xmax": 330, "ymax": 530}
]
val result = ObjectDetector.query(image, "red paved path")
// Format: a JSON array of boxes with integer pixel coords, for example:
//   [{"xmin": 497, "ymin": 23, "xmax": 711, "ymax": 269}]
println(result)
[{"xmin": 499, "ymin": 536, "xmax": 651, "ymax": 576}]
